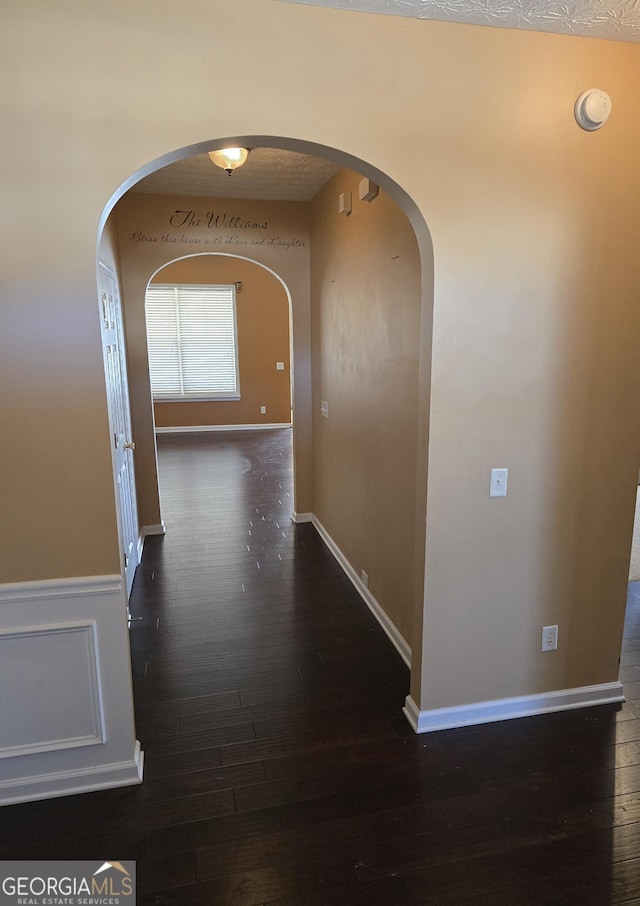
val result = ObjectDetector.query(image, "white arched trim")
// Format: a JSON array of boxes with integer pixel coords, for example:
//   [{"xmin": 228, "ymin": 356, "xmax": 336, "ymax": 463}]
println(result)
[{"xmin": 145, "ymin": 252, "xmax": 295, "ymax": 433}]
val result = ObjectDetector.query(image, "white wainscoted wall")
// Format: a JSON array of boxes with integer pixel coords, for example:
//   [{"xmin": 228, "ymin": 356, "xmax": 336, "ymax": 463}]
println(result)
[{"xmin": 0, "ymin": 576, "xmax": 142, "ymax": 806}]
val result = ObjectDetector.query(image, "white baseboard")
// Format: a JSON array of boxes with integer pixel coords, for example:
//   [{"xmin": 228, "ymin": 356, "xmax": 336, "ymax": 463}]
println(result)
[
  {"xmin": 0, "ymin": 574, "xmax": 142, "ymax": 806},
  {"xmin": 403, "ymin": 682, "xmax": 625, "ymax": 734},
  {"xmin": 0, "ymin": 742, "xmax": 143, "ymax": 806},
  {"xmin": 155, "ymin": 423, "xmax": 292, "ymax": 434},
  {"xmin": 291, "ymin": 512, "xmax": 313, "ymax": 524},
  {"xmin": 310, "ymin": 515, "xmax": 411, "ymax": 668},
  {"xmin": 144, "ymin": 522, "xmax": 167, "ymax": 536}
]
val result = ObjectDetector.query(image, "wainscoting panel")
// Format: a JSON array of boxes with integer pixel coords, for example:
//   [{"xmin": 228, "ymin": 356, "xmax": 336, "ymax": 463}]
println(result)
[
  {"xmin": 0, "ymin": 575, "xmax": 143, "ymax": 806},
  {"xmin": 0, "ymin": 621, "xmax": 105, "ymax": 758}
]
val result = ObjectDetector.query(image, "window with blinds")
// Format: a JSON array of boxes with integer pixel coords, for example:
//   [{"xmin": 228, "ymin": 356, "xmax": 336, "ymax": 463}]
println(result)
[{"xmin": 145, "ymin": 284, "xmax": 240, "ymax": 400}]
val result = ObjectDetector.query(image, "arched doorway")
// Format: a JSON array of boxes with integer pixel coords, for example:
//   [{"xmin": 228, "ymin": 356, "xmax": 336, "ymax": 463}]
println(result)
[
  {"xmin": 147, "ymin": 253, "xmax": 294, "ymax": 427},
  {"xmin": 98, "ymin": 136, "xmax": 434, "ymax": 719},
  {"xmin": 145, "ymin": 252, "xmax": 295, "ymax": 514}
]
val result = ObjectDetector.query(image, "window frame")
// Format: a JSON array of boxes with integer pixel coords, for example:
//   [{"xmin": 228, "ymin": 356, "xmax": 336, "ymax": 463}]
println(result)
[{"xmin": 145, "ymin": 282, "xmax": 241, "ymax": 402}]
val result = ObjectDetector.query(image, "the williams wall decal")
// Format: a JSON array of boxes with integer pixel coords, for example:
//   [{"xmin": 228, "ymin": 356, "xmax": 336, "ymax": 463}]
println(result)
[{"xmin": 127, "ymin": 208, "xmax": 306, "ymax": 252}]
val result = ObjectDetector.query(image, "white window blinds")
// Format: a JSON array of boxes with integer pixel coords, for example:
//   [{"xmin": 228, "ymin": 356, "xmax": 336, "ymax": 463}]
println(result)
[{"xmin": 145, "ymin": 284, "xmax": 239, "ymax": 400}]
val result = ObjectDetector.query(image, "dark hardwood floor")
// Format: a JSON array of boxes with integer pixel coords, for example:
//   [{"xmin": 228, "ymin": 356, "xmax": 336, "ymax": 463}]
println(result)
[{"xmin": 3, "ymin": 428, "xmax": 640, "ymax": 905}]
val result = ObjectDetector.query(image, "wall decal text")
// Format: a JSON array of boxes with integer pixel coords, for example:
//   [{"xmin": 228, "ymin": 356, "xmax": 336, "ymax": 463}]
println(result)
[{"xmin": 169, "ymin": 210, "xmax": 268, "ymax": 230}]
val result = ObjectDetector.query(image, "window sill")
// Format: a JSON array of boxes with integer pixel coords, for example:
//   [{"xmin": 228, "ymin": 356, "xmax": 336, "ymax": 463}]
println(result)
[{"xmin": 153, "ymin": 396, "xmax": 242, "ymax": 403}]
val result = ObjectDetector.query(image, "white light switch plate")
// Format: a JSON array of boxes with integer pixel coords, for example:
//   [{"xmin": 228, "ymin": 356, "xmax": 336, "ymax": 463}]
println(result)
[{"xmin": 490, "ymin": 468, "xmax": 508, "ymax": 497}]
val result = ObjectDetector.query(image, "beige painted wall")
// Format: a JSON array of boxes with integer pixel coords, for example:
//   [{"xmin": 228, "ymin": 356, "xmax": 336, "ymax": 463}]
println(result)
[
  {"xmin": 310, "ymin": 169, "xmax": 422, "ymax": 646},
  {"xmin": 114, "ymin": 192, "xmax": 309, "ymax": 528},
  {"xmin": 3, "ymin": 0, "xmax": 640, "ymax": 717},
  {"xmin": 150, "ymin": 256, "xmax": 291, "ymax": 428}
]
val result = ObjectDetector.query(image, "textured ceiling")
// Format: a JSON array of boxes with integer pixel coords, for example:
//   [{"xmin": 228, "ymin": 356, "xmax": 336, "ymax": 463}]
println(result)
[
  {"xmin": 279, "ymin": 0, "xmax": 640, "ymax": 42},
  {"xmin": 131, "ymin": 148, "xmax": 341, "ymax": 202}
]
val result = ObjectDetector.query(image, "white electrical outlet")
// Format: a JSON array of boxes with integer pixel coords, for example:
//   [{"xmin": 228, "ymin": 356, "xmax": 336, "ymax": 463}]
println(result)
[
  {"xmin": 321, "ymin": 400, "xmax": 329, "ymax": 419},
  {"xmin": 542, "ymin": 625, "xmax": 558, "ymax": 651},
  {"xmin": 361, "ymin": 570, "xmax": 369, "ymax": 587}
]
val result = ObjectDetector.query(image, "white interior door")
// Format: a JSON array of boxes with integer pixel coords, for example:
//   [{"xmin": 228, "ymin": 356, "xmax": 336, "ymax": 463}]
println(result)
[{"xmin": 99, "ymin": 260, "xmax": 140, "ymax": 599}]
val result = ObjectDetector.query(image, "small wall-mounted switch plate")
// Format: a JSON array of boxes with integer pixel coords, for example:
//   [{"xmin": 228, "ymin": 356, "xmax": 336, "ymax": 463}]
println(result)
[
  {"xmin": 321, "ymin": 400, "xmax": 329, "ymax": 419},
  {"xmin": 358, "ymin": 177, "xmax": 379, "ymax": 203},
  {"xmin": 490, "ymin": 468, "xmax": 508, "ymax": 497},
  {"xmin": 260, "ymin": 406, "xmax": 267, "ymax": 415},
  {"xmin": 542, "ymin": 625, "xmax": 558, "ymax": 651},
  {"xmin": 276, "ymin": 362, "xmax": 285, "ymax": 371},
  {"xmin": 338, "ymin": 192, "xmax": 352, "ymax": 216}
]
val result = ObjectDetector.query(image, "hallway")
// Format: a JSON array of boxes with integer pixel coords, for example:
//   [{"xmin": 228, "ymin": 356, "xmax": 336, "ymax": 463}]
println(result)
[{"xmin": 1, "ymin": 428, "xmax": 640, "ymax": 904}]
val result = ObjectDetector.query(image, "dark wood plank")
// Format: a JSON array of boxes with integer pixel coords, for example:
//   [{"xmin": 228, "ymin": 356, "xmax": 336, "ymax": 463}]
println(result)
[
  {"xmin": 137, "ymin": 858, "xmax": 356, "ymax": 906},
  {"xmin": 137, "ymin": 853, "xmax": 195, "ymax": 896},
  {"xmin": 194, "ymin": 816, "xmax": 369, "ymax": 880},
  {"xmin": 2, "ymin": 429, "xmax": 640, "ymax": 904}
]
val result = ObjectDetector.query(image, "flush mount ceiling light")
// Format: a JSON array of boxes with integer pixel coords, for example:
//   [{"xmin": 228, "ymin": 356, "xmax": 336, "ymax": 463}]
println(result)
[{"xmin": 208, "ymin": 147, "xmax": 250, "ymax": 175}]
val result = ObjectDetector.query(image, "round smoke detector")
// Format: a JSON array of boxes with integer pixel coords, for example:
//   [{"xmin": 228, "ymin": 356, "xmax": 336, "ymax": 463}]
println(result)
[{"xmin": 575, "ymin": 89, "xmax": 611, "ymax": 131}]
